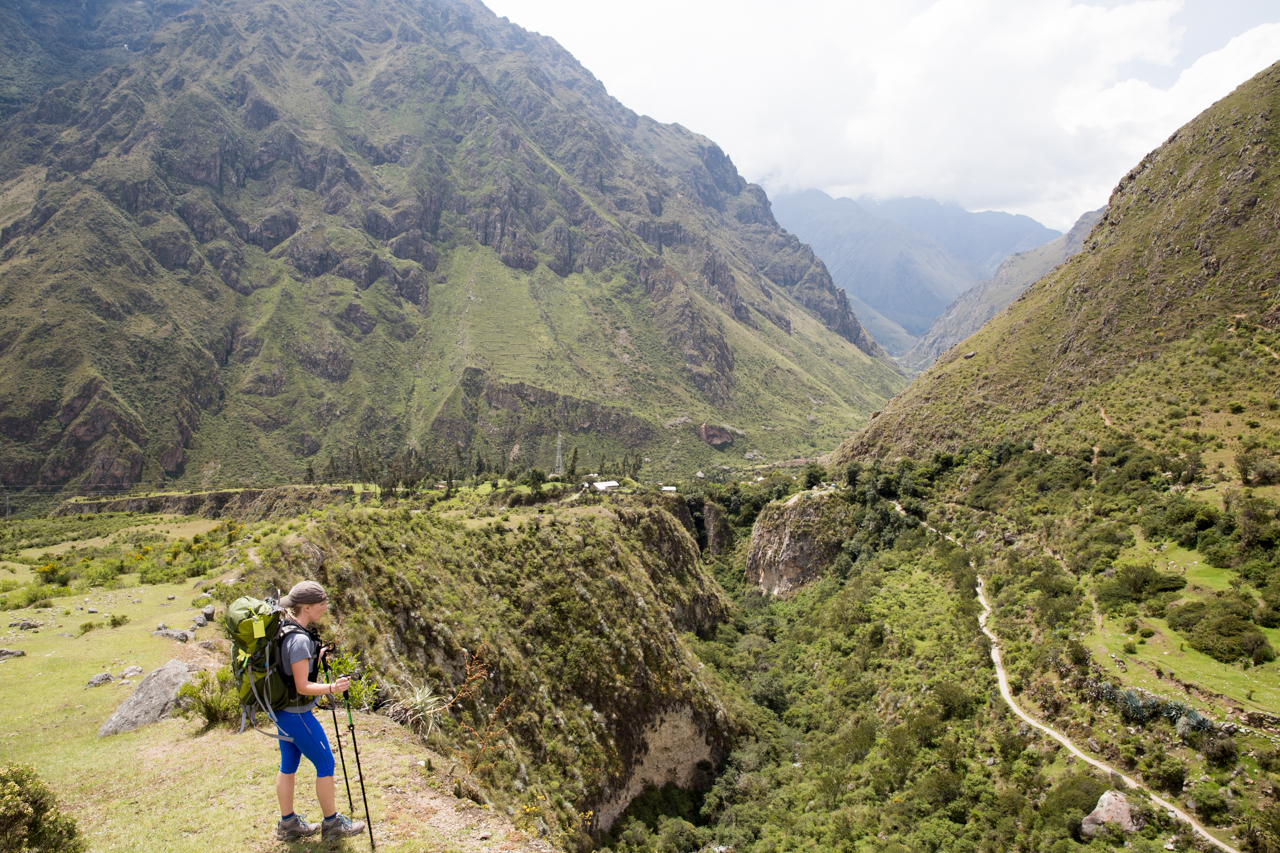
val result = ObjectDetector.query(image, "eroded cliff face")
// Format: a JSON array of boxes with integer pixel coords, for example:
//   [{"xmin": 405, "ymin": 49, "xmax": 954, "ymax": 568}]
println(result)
[
  {"xmin": 256, "ymin": 503, "xmax": 733, "ymax": 833},
  {"xmin": 594, "ymin": 707, "xmax": 714, "ymax": 831},
  {"xmin": 745, "ymin": 491, "xmax": 859, "ymax": 594}
]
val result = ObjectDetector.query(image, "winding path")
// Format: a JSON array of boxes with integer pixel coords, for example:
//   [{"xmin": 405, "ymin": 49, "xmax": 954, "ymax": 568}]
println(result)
[
  {"xmin": 888, "ymin": 501, "xmax": 1236, "ymax": 851},
  {"xmin": 975, "ymin": 578, "xmax": 1237, "ymax": 852}
]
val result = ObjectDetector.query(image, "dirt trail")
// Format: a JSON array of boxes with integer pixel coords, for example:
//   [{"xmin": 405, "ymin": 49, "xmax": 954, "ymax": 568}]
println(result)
[
  {"xmin": 887, "ymin": 500, "xmax": 1238, "ymax": 852},
  {"xmin": 975, "ymin": 579, "xmax": 1237, "ymax": 853},
  {"xmin": 1099, "ymin": 407, "xmax": 1114, "ymax": 426}
]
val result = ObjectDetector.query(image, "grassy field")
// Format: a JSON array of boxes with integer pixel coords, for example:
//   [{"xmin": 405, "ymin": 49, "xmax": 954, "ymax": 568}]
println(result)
[{"xmin": 0, "ymin": 571, "xmax": 559, "ymax": 852}]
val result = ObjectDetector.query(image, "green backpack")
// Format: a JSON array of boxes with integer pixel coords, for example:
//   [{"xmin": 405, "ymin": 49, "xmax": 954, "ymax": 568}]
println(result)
[{"xmin": 225, "ymin": 596, "xmax": 312, "ymax": 737}]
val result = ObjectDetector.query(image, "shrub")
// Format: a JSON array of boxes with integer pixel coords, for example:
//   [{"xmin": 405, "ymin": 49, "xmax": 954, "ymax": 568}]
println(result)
[
  {"xmin": 176, "ymin": 666, "xmax": 239, "ymax": 729},
  {"xmin": 1191, "ymin": 784, "xmax": 1230, "ymax": 824},
  {"xmin": 0, "ymin": 763, "xmax": 85, "ymax": 853},
  {"xmin": 108, "ymin": 614, "xmax": 129, "ymax": 629}
]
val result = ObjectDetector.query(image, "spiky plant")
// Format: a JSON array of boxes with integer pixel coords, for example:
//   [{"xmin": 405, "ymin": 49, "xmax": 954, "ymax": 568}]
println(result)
[{"xmin": 386, "ymin": 681, "xmax": 450, "ymax": 741}]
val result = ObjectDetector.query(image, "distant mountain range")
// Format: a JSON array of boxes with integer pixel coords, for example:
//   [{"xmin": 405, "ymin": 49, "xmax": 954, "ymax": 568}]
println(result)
[
  {"xmin": 772, "ymin": 191, "xmax": 1060, "ymax": 355},
  {"xmin": 0, "ymin": 0, "xmax": 905, "ymax": 493},
  {"xmin": 898, "ymin": 208, "xmax": 1103, "ymax": 374}
]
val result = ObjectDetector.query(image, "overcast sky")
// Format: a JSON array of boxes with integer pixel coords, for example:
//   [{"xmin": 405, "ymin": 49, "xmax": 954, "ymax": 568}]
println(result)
[{"xmin": 482, "ymin": 0, "xmax": 1280, "ymax": 231}]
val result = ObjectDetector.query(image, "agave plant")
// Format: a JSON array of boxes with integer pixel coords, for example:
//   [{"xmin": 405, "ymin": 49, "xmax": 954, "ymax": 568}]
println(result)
[
  {"xmin": 1118, "ymin": 689, "xmax": 1148, "ymax": 723},
  {"xmin": 386, "ymin": 680, "xmax": 450, "ymax": 740}
]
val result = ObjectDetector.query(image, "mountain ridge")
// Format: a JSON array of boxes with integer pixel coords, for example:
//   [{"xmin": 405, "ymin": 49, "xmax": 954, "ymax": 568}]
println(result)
[{"xmin": 0, "ymin": 0, "xmax": 903, "ymax": 494}]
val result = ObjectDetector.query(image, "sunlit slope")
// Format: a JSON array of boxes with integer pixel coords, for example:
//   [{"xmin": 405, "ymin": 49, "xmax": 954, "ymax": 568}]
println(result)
[{"xmin": 837, "ymin": 59, "xmax": 1280, "ymax": 464}]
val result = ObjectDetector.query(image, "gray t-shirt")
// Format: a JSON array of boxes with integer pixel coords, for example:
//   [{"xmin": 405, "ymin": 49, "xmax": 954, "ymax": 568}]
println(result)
[{"xmin": 279, "ymin": 628, "xmax": 318, "ymax": 713}]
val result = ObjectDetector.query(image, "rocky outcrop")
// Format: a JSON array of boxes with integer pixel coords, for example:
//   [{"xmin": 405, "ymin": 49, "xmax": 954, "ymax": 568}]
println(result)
[
  {"xmin": 699, "ymin": 423, "xmax": 733, "ymax": 448},
  {"xmin": 98, "ymin": 659, "xmax": 191, "ymax": 737},
  {"xmin": 594, "ymin": 707, "xmax": 714, "ymax": 831},
  {"xmin": 745, "ymin": 491, "xmax": 860, "ymax": 594},
  {"xmin": 1081, "ymin": 790, "xmax": 1140, "ymax": 837}
]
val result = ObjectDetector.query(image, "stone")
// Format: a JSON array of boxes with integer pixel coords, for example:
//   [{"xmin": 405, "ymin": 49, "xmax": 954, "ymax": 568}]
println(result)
[
  {"xmin": 157, "ymin": 623, "xmax": 167, "ymax": 631},
  {"xmin": 152, "ymin": 629, "xmax": 190, "ymax": 643},
  {"xmin": 0, "ymin": 649, "xmax": 26, "ymax": 660},
  {"xmin": 192, "ymin": 614, "xmax": 208, "ymax": 628},
  {"xmin": 98, "ymin": 659, "xmax": 192, "ymax": 737},
  {"xmin": 87, "ymin": 608, "xmax": 98, "ymax": 614},
  {"xmin": 167, "ymin": 595, "xmax": 175, "ymax": 600},
  {"xmin": 121, "ymin": 666, "xmax": 143, "ymax": 678},
  {"xmin": 86, "ymin": 673, "xmax": 113, "ymax": 688},
  {"xmin": 1081, "ymin": 790, "xmax": 1139, "ymax": 837},
  {"xmin": 198, "ymin": 640, "xmax": 218, "ymax": 652},
  {"xmin": 8, "ymin": 620, "xmax": 39, "ymax": 630},
  {"xmin": 1087, "ymin": 737, "xmax": 1102, "ymax": 753},
  {"xmin": 202, "ymin": 604, "xmax": 216, "ymax": 620}
]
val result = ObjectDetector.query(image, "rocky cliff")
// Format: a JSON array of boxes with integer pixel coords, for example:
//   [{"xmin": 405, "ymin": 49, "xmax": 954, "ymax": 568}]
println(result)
[
  {"xmin": 744, "ymin": 490, "xmax": 859, "ymax": 594},
  {"xmin": 257, "ymin": 502, "xmax": 734, "ymax": 833}
]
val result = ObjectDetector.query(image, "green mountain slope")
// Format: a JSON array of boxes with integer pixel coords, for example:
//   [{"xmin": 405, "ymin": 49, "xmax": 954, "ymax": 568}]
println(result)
[
  {"xmin": 899, "ymin": 208, "xmax": 1103, "ymax": 375},
  {"xmin": 836, "ymin": 59, "xmax": 1280, "ymax": 466},
  {"xmin": 0, "ymin": 0, "xmax": 904, "ymax": 495}
]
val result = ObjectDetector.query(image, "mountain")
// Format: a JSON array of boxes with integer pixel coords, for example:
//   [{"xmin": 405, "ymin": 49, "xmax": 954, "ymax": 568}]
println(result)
[
  {"xmin": 898, "ymin": 208, "xmax": 1103, "ymax": 375},
  {"xmin": 771, "ymin": 190, "xmax": 1059, "ymax": 353},
  {"xmin": 855, "ymin": 195, "xmax": 1061, "ymax": 275},
  {"xmin": 836, "ymin": 59, "xmax": 1280, "ymax": 465},
  {"xmin": 0, "ymin": 0, "xmax": 904, "ymax": 494}
]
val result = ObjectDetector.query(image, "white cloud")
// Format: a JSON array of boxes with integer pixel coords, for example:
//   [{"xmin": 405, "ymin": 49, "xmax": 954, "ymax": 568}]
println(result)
[{"xmin": 483, "ymin": 1, "xmax": 1280, "ymax": 230}]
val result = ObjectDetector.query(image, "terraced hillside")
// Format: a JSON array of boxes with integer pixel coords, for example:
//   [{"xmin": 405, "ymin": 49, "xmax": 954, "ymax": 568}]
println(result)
[{"xmin": 0, "ymin": 0, "xmax": 904, "ymax": 496}]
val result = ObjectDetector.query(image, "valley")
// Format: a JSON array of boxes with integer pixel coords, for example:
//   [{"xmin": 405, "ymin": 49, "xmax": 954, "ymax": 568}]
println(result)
[{"xmin": 1, "ymin": 2, "xmax": 1279, "ymax": 853}]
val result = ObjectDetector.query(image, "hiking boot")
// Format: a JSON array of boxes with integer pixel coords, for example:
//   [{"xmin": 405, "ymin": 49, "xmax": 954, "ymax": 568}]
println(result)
[
  {"xmin": 276, "ymin": 813, "xmax": 320, "ymax": 840},
  {"xmin": 321, "ymin": 813, "xmax": 366, "ymax": 840}
]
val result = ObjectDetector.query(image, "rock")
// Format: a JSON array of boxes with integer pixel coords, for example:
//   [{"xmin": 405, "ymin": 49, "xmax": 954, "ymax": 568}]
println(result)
[
  {"xmin": 202, "ymin": 604, "xmax": 216, "ymax": 620},
  {"xmin": 87, "ymin": 608, "xmax": 98, "ymax": 614},
  {"xmin": 1087, "ymin": 737, "xmax": 1102, "ymax": 753},
  {"xmin": 156, "ymin": 623, "xmax": 167, "ymax": 631},
  {"xmin": 86, "ymin": 673, "xmax": 113, "ymax": 688},
  {"xmin": 8, "ymin": 620, "xmax": 39, "ymax": 630},
  {"xmin": 98, "ymin": 659, "xmax": 192, "ymax": 737},
  {"xmin": 121, "ymin": 666, "xmax": 143, "ymax": 678},
  {"xmin": 964, "ymin": 351, "xmax": 977, "ymax": 359},
  {"xmin": 0, "ymin": 649, "xmax": 27, "ymax": 660},
  {"xmin": 167, "ymin": 595, "xmax": 175, "ymax": 600},
  {"xmin": 192, "ymin": 614, "xmax": 208, "ymax": 628},
  {"xmin": 1081, "ymin": 790, "xmax": 1139, "ymax": 837},
  {"xmin": 698, "ymin": 422, "xmax": 733, "ymax": 448},
  {"xmin": 152, "ymin": 629, "xmax": 190, "ymax": 643},
  {"xmin": 985, "ymin": 757, "xmax": 997, "ymax": 766}
]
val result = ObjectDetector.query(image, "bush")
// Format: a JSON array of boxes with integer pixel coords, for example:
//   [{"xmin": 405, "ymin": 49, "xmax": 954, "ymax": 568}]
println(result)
[
  {"xmin": 0, "ymin": 763, "xmax": 85, "ymax": 853},
  {"xmin": 175, "ymin": 666, "xmax": 240, "ymax": 729},
  {"xmin": 1191, "ymin": 784, "xmax": 1230, "ymax": 824}
]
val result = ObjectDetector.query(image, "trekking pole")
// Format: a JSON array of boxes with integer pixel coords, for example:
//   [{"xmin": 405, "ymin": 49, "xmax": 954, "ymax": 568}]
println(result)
[
  {"xmin": 319, "ymin": 652, "xmax": 356, "ymax": 815},
  {"xmin": 342, "ymin": 680, "xmax": 376, "ymax": 851}
]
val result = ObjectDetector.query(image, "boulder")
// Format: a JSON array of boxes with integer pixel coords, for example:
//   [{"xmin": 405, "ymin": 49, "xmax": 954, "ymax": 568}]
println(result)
[
  {"xmin": 192, "ymin": 614, "xmax": 208, "ymax": 628},
  {"xmin": 98, "ymin": 659, "xmax": 191, "ymax": 737},
  {"xmin": 201, "ymin": 604, "xmax": 216, "ymax": 620},
  {"xmin": 120, "ymin": 666, "xmax": 144, "ymax": 678},
  {"xmin": 1081, "ymin": 790, "xmax": 1139, "ymax": 837},
  {"xmin": 86, "ymin": 673, "xmax": 113, "ymax": 688},
  {"xmin": 152, "ymin": 629, "xmax": 191, "ymax": 643},
  {"xmin": 0, "ymin": 649, "xmax": 26, "ymax": 660}
]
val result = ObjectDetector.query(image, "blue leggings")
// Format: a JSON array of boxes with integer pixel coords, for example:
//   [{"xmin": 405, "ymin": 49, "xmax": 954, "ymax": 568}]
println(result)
[{"xmin": 276, "ymin": 711, "xmax": 336, "ymax": 778}]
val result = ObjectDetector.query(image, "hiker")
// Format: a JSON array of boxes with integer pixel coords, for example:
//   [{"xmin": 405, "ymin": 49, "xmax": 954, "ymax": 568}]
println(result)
[{"xmin": 272, "ymin": 580, "xmax": 367, "ymax": 842}]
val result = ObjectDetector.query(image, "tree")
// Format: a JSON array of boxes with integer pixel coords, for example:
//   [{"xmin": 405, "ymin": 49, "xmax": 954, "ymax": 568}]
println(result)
[
  {"xmin": 527, "ymin": 468, "xmax": 546, "ymax": 492},
  {"xmin": 303, "ymin": 462, "xmax": 315, "ymax": 484},
  {"xmin": 566, "ymin": 447, "xmax": 578, "ymax": 480}
]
